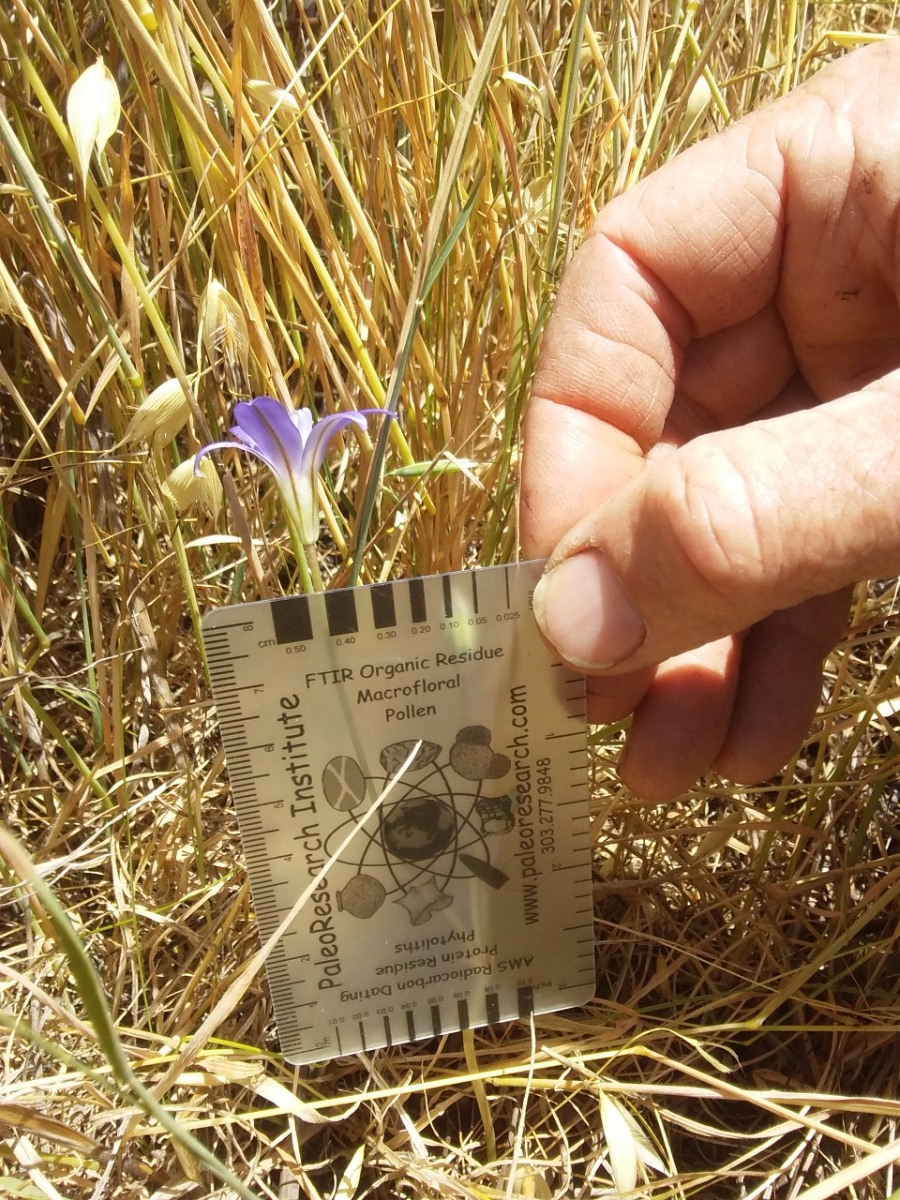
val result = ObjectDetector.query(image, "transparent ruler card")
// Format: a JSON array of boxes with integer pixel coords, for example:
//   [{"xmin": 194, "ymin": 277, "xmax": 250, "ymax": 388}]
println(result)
[{"xmin": 202, "ymin": 560, "xmax": 594, "ymax": 1064}]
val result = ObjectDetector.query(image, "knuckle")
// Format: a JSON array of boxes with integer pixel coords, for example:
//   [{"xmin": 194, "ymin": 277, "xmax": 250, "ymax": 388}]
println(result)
[{"xmin": 648, "ymin": 438, "xmax": 779, "ymax": 600}]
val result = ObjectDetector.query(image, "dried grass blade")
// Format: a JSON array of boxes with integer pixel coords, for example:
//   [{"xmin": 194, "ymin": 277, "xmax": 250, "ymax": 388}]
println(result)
[
  {"xmin": 0, "ymin": 826, "xmax": 263, "ymax": 1200},
  {"xmin": 0, "ymin": 108, "xmax": 138, "ymax": 389},
  {"xmin": 543, "ymin": 0, "xmax": 589, "ymax": 280},
  {"xmin": 349, "ymin": 0, "xmax": 514, "ymax": 582}
]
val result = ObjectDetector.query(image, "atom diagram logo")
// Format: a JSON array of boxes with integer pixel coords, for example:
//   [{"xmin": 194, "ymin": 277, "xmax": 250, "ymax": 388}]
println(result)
[{"xmin": 321, "ymin": 726, "xmax": 516, "ymax": 926}]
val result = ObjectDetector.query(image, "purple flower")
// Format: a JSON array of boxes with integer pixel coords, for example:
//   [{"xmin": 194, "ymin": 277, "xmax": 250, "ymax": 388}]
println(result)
[{"xmin": 196, "ymin": 396, "xmax": 391, "ymax": 545}]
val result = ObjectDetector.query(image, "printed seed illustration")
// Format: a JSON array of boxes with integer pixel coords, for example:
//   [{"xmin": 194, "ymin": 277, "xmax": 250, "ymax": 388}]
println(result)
[
  {"xmin": 322, "ymin": 755, "xmax": 367, "ymax": 810},
  {"xmin": 449, "ymin": 726, "xmax": 511, "ymax": 781},
  {"xmin": 336, "ymin": 873, "xmax": 386, "ymax": 917},
  {"xmin": 380, "ymin": 739, "xmax": 441, "ymax": 775}
]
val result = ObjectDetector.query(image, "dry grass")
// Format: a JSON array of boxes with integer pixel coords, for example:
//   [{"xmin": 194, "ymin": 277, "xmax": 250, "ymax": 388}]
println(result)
[{"xmin": 2, "ymin": 0, "xmax": 900, "ymax": 1196}]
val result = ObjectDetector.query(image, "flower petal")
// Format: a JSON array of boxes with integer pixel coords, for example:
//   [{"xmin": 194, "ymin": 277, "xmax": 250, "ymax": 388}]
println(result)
[
  {"xmin": 304, "ymin": 409, "xmax": 389, "ymax": 476},
  {"xmin": 230, "ymin": 397, "xmax": 305, "ymax": 469},
  {"xmin": 289, "ymin": 407, "xmax": 314, "ymax": 440},
  {"xmin": 304, "ymin": 411, "xmax": 368, "ymax": 476},
  {"xmin": 193, "ymin": 439, "xmax": 271, "ymax": 472}
]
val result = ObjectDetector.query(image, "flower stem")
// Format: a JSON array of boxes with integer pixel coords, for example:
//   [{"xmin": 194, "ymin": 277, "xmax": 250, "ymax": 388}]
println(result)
[
  {"xmin": 304, "ymin": 542, "xmax": 325, "ymax": 591},
  {"xmin": 290, "ymin": 513, "xmax": 319, "ymax": 592}
]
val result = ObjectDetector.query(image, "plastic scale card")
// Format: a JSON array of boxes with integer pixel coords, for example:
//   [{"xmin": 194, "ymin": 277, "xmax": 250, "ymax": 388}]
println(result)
[{"xmin": 202, "ymin": 560, "xmax": 594, "ymax": 1064}]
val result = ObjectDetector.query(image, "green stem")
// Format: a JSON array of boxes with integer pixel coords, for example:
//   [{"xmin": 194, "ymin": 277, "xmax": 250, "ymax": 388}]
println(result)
[
  {"xmin": 285, "ymin": 515, "xmax": 314, "ymax": 593},
  {"xmin": 304, "ymin": 542, "xmax": 324, "ymax": 592}
]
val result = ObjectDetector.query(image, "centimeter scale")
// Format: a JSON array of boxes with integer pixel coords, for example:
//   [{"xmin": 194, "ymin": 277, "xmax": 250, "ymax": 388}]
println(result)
[{"xmin": 202, "ymin": 560, "xmax": 595, "ymax": 1065}]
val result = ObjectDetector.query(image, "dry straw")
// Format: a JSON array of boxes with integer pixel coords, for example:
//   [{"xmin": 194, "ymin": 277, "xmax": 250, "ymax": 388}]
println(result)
[{"xmin": 1, "ymin": 1, "xmax": 899, "ymax": 1197}]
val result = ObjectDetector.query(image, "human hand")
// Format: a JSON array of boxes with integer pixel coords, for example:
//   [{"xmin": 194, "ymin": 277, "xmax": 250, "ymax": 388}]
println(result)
[{"xmin": 521, "ymin": 41, "xmax": 900, "ymax": 801}]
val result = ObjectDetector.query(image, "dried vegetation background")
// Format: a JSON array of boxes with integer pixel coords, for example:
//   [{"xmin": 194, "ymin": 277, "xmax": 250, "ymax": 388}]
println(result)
[{"xmin": 2, "ymin": 0, "xmax": 900, "ymax": 1197}]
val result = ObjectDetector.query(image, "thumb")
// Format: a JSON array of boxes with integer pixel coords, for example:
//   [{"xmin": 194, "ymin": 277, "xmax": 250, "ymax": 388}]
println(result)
[{"xmin": 532, "ymin": 383, "xmax": 900, "ymax": 674}]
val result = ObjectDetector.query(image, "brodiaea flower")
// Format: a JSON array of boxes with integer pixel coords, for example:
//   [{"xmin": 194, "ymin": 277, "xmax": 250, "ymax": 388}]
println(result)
[{"xmin": 195, "ymin": 396, "xmax": 391, "ymax": 546}]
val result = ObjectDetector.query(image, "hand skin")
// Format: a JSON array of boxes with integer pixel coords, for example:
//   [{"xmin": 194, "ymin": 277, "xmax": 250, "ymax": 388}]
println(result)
[{"xmin": 521, "ymin": 41, "xmax": 900, "ymax": 802}]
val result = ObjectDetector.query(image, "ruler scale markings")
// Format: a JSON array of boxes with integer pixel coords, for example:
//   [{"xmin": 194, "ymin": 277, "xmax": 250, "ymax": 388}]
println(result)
[
  {"xmin": 230, "ymin": 787, "xmax": 266, "ymax": 806},
  {"xmin": 202, "ymin": 561, "xmax": 593, "ymax": 1065},
  {"xmin": 243, "ymin": 854, "xmax": 274, "ymax": 873},
  {"xmin": 238, "ymin": 810, "xmax": 267, "ymax": 826},
  {"xmin": 270, "ymin": 985, "xmax": 299, "ymax": 1001},
  {"xmin": 517, "ymin": 987, "xmax": 535, "ymax": 1018},
  {"xmin": 216, "ymin": 727, "xmax": 257, "ymax": 743},
  {"xmin": 268, "ymin": 977, "xmax": 298, "ymax": 995},
  {"xmin": 370, "ymin": 583, "xmax": 396, "ymax": 629},
  {"xmin": 217, "ymin": 710, "xmax": 259, "ymax": 729},
  {"xmin": 217, "ymin": 714, "xmax": 259, "ymax": 728},
  {"xmin": 408, "ymin": 576, "xmax": 426, "ymax": 624},
  {"xmin": 270, "ymin": 595, "xmax": 313, "ymax": 644},
  {"xmin": 325, "ymin": 589, "xmax": 358, "ymax": 637},
  {"xmin": 216, "ymin": 726, "xmax": 259, "ymax": 741},
  {"xmin": 207, "ymin": 667, "xmax": 236, "ymax": 681},
  {"xmin": 442, "ymin": 574, "xmax": 453, "ymax": 617}
]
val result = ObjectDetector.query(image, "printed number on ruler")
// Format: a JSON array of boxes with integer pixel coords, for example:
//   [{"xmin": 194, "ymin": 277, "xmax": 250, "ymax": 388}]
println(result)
[{"xmin": 202, "ymin": 560, "xmax": 594, "ymax": 1064}]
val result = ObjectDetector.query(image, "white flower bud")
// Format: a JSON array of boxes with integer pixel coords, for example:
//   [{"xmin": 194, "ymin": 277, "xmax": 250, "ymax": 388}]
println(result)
[
  {"xmin": 684, "ymin": 74, "xmax": 712, "ymax": 129},
  {"xmin": 245, "ymin": 80, "xmax": 302, "ymax": 119},
  {"xmin": 162, "ymin": 457, "xmax": 223, "ymax": 518},
  {"xmin": 66, "ymin": 60, "xmax": 121, "ymax": 180}
]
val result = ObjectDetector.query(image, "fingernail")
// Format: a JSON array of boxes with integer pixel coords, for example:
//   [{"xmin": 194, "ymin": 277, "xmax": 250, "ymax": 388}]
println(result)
[{"xmin": 532, "ymin": 551, "xmax": 646, "ymax": 669}]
